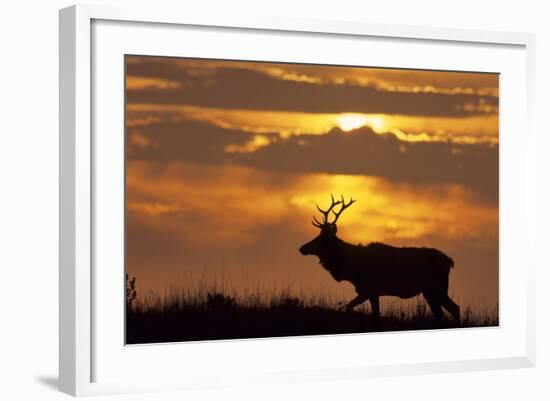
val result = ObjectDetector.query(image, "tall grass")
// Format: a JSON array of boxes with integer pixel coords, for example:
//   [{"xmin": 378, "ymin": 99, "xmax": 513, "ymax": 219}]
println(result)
[{"xmin": 126, "ymin": 277, "xmax": 498, "ymax": 344}]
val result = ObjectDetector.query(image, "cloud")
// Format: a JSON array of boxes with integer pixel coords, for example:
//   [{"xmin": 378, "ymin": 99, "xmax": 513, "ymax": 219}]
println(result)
[
  {"xmin": 237, "ymin": 127, "xmax": 499, "ymax": 203},
  {"xmin": 126, "ymin": 160, "xmax": 497, "ymax": 257},
  {"xmin": 127, "ymin": 201, "xmax": 183, "ymax": 216},
  {"xmin": 125, "ymin": 57, "xmax": 498, "ymax": 117},
  {"xmin": 126, "ymin": 76, "xmax": 181, "ymax": 90},
  {"xmin": 126, "ymin": 119, "xmax": 250, "ymax": 163},
  {"xmin": 127, "ymin": 119, "xmax": 498, "ymax": 203},
  {"xmin": 126, "ymin": 104, "xmax": 499, "ymax": 144},
  {"xmin": 224, "ymin": 135, "xmax": 272, "ymax": 154},
  {"xmin": 126, "ymin": 56, "xmax": 499, "ymax": 96}
]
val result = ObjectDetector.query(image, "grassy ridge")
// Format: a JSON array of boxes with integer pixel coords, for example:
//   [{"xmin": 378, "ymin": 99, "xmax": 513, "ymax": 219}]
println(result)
[{"xmin": 126, "ymin": 290, "xmax": 498, "ymax": 345}]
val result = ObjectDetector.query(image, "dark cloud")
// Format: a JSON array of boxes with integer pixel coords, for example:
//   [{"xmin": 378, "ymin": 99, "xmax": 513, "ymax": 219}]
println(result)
[
  {"xmin": 127, "ymin": 119, "xmax": 250, "ymax": 163},
  {"xmin": 240, "ymin": 128, "xmax": 498, "ymax": 203},
  {"xmin": 126, "ymin": 58, "xmax": 498, "ymax": 117},
  {"xmin": 127, "ymin": 120, "xmax": 498, "ymax": 203}
]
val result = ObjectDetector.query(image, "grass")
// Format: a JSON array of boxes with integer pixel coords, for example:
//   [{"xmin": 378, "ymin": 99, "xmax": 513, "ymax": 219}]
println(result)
[{"xmin": 126, "ymin": 284, "xmax": 499, "ymax": 344}]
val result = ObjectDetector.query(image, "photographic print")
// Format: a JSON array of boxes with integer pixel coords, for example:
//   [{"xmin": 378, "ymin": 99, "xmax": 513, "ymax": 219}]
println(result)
[{"xmin": 125, "ymin": 56, "xmax": 499, "ymax": 344}]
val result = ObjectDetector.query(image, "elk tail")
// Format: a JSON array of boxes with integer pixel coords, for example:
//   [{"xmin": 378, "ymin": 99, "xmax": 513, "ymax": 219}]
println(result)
[
  {"xmin": 447, "ymin": 255, "xmax": 455, "ymax": 269},
  {"xmin": 438, "ymin": 251, "xmax": 454, "ymax": 269}
]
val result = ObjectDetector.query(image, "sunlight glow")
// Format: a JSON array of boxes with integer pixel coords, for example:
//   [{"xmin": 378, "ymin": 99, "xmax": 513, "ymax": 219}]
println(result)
[
  {"xmin": 337, "ymin": 114, "xmax": 369, "ymax": 132},
  {"xmin": 224, "ymin": 135, "xmax": 272, "ymax": 154},
  {"xmin": 127, "ymin": 104, "xmax": 498, "ymax": 147}
]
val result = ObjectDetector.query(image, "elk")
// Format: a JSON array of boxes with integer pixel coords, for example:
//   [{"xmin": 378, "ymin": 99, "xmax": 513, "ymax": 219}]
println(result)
[{"xmin": 299, "ymin": 195, "xmax": 460, "ymax": 321}]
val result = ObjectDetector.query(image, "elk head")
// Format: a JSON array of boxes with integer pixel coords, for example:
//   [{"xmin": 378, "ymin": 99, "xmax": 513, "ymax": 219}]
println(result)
[{"xmin": 299, "ymin": 194, "xmax": 355, "ymax": 257}]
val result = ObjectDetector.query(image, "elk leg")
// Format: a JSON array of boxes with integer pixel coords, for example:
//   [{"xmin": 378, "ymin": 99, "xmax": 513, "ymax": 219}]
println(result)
[
  {"xmin": 423, "ymin": 292, "xmax": 444, "ymax": 321},
  {"xmin": 441, "ymin": 294, "xmax": 460, "ymax": 323},
  {"xmin": 369, "ymin": 296, "xmax": 380, "ymax": 318},
  {"xmin": 345, "ymin": 294, "xmax": 368, "ymax": 312}
]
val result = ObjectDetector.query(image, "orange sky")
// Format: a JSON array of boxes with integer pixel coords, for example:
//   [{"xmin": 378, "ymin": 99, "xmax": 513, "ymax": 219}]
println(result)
[{"xmin": 125, "ymin": 56, "xmax": 499, "ymax": 310}]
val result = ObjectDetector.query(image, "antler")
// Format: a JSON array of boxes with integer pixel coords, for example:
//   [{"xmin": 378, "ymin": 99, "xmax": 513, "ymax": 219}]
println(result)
[
  {"xmin": 312, "ymin": 194, "xmax": 348, "ymax": 228},
  {"xmin": 332, "ymin": 194, "xmax": 356, "ymax": 224}
]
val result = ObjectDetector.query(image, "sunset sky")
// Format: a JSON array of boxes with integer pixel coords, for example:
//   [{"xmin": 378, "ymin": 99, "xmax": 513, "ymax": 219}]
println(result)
[{"xmin": 125, "ymin": 56, "xmax": 499, "ymax": 310}]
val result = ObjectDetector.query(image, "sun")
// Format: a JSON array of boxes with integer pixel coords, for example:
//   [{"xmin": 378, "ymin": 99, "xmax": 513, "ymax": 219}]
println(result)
[{"xmin": 337, "ymin": 114, "xmax": 369, "ymax": 132}]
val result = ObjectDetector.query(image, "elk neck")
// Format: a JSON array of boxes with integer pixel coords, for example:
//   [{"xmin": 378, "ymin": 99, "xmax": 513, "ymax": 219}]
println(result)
[{"xmin": 317, "ymin": 236, "xmax": 358, "ymax": 282}]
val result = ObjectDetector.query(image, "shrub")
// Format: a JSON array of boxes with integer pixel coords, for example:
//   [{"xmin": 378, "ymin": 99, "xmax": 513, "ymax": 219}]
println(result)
[
  {"xmin": 205, "ymin": 292, "xmax": 237, "ymax": 311},
  {"xmin": 273, "ymin": 296, "xmax": 304, "ymax": 310},
  {"xmin": 126, "ymin": 274, "xmax": 137, "ymax": 311}
]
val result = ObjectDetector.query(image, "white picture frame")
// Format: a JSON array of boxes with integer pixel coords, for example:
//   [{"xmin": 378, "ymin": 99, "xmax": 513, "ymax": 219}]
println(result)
[{"xmin": 59, "ymin": 4, "xmax": 536, "ymax": 397}]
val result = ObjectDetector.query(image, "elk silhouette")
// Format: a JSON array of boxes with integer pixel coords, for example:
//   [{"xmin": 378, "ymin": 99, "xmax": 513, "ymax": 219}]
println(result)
[{"xmin": 299, "ymin": 195, "xmax": 460, "ymax": 321}]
